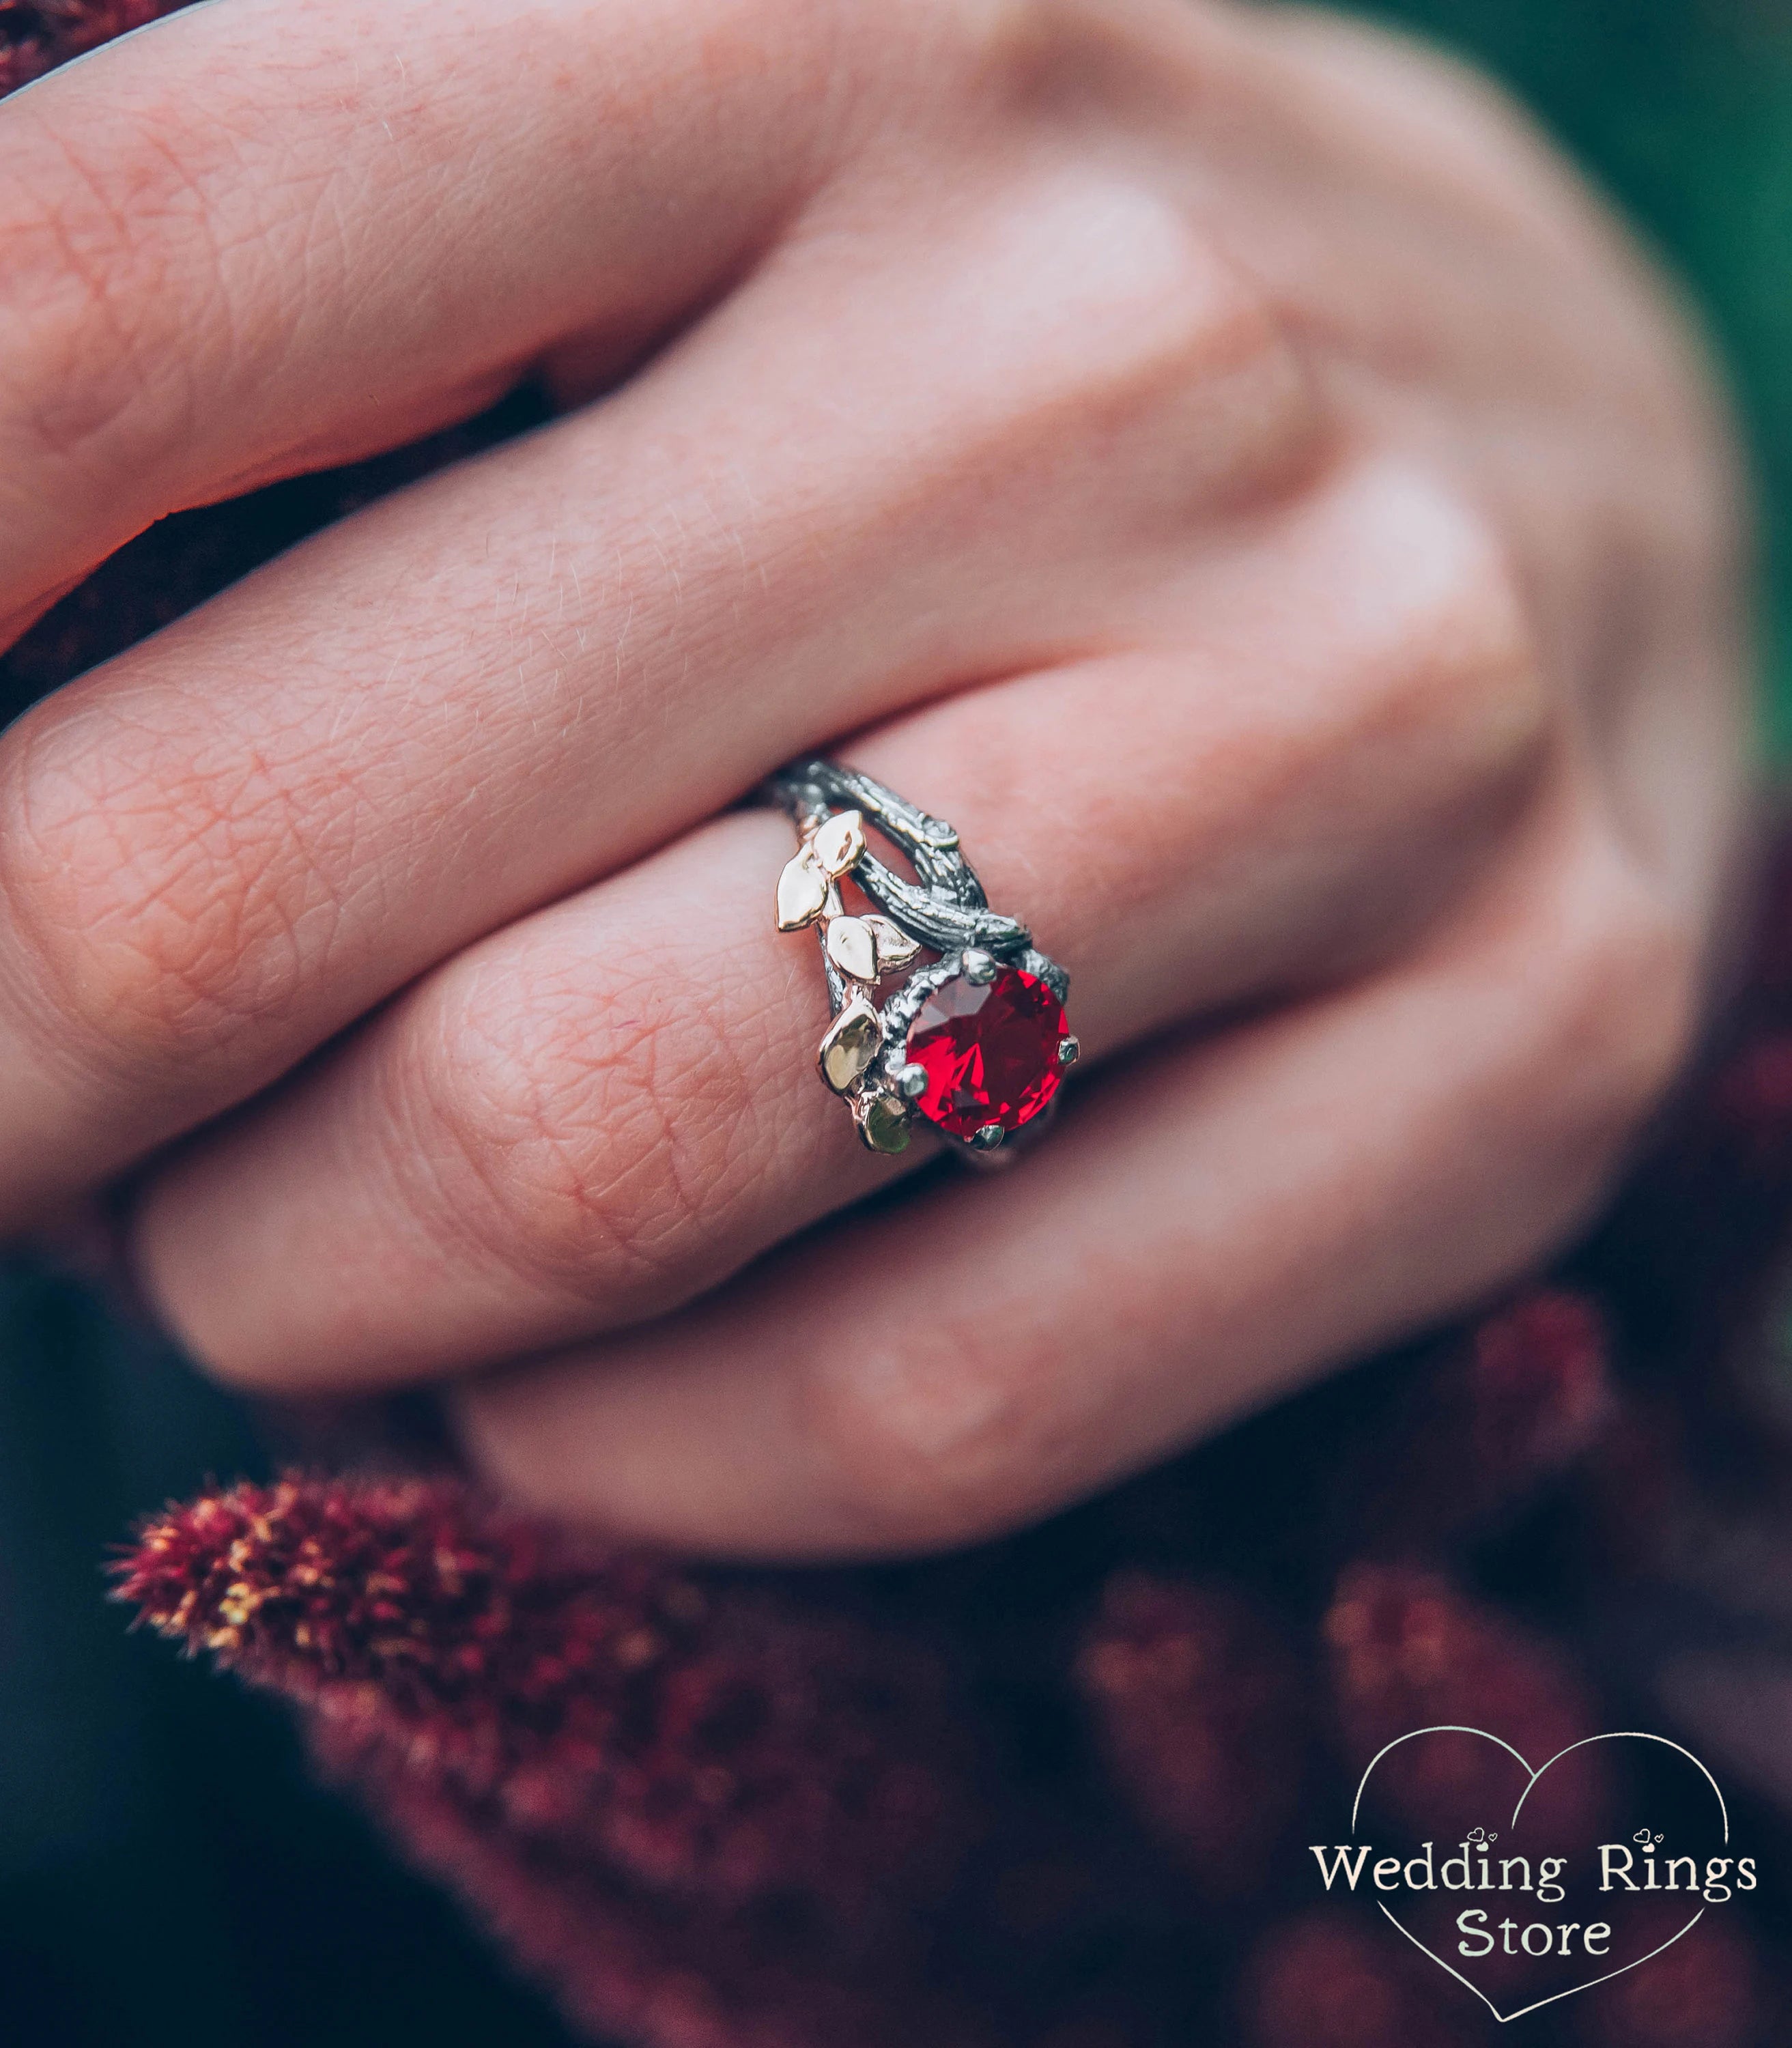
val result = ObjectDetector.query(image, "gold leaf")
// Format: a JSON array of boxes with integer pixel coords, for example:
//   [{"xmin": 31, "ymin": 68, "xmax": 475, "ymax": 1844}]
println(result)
[
  {"xmin": 776, "ymin": 850, "xmax": 829, "ymax": 931},
  {"xmin": 860, "ymin": 1094, "xmax": 912, "ymax": 1156},
  {"xmin": 811, "ymin": 810, "xmax": 866, "ymax": 878},
  {"xmin": 818, "ymin": 997, "xmax": 883, "ymax": 1094},
  {"xmin": 864, "ymin": 915, "xmax": 921, "ymax": 972},
  {"xmin": 826, "ymin": 915, "xmax": 879, "ymax": 984}
]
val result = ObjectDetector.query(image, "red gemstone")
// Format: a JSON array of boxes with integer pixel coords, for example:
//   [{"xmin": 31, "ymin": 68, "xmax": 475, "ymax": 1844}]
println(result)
[{"xmin": 905, "ymin": 967, "xmax": 1069, "ymax": 1139}]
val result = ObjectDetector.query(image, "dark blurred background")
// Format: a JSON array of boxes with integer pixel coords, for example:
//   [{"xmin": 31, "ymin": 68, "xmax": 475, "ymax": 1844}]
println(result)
[{"xmin": 3, "ymin": 3, "xmax": 1792, "ymax": 2043}]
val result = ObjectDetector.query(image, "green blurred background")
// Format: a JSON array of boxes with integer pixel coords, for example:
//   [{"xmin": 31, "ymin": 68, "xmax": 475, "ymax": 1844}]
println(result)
[
  {"xmin": 1357, "ymin": 0, "xmax": 1792, "ymax": 750},
  {"xmin": 5, "ymin": 5, "xmax": 1792, "ymax": 2045}
]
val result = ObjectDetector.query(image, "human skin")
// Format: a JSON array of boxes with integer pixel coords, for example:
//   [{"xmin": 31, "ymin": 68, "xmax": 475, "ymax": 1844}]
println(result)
[{"xmin": 0, "ymin": 0, "xmax": 1750, "ymax": 1555}]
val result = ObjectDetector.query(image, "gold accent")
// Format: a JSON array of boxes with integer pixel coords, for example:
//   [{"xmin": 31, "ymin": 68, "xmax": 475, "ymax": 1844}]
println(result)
[
  {"xmin": 863, "ymin": 914, "xmax": 922, "ymax": 971},
  {"xmin": 859, "ymin": 1093, "xmax": 912, "ymax": 1154},
  {"xmin": 818, "ymin": 997, "xmax": 883, "ymax": 1094},
  {"xmin": 825, "ymin": 914, "xmax": 879, "ymax": 984},
  {"xmin": 811, "ymin": 808, "xmax": 866, "ymax": 877},
  {"xmin": 772, "ymin": 797, "xmax": 938, "ymax": 1155},
  {"xmin": 776, "ymin": 850, "xmax": 829, "ymax": 931}
]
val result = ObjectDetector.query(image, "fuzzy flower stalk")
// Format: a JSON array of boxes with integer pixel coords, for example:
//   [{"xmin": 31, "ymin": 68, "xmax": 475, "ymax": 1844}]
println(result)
[{"xmin": 116, "ymin": 1474, "xmax": 988, "ymax": 2048}]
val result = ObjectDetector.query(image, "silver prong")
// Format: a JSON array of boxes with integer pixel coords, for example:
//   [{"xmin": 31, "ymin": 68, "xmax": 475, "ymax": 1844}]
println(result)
[
  {"xmin": 1058, "ymin": 1034, "xmax": 1081, "ymax": 1068},
  {"xmin": 897, "ymin": 1062, "xmax": 929, "ymax": 1100},
  {"xmin": 971, "ymin": 1123, "xmax": 1006, "ymax": 1150},
  {"xmin": 962, "ymin": 948, "xmax": 996, "ymax": 984}
]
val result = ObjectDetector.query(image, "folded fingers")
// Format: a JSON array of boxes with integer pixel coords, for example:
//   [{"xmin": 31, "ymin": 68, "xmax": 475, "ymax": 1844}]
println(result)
[
  {"xmin": 0, "ymin": 159, "xmax": 1316, "ymax": 1222},
  {"xmin": 451, "ymin": 772, "xmax": 1695, "ymax": 1559},
  {"xmin": 132, "ymin": 465, "xmax": 1548, "ymax": 1390}
]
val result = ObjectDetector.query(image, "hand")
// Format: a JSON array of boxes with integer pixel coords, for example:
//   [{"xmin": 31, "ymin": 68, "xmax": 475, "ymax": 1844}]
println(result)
[{"xmin": 0, "ymin": 0, "xmax": 1748, "ymax": 1555}]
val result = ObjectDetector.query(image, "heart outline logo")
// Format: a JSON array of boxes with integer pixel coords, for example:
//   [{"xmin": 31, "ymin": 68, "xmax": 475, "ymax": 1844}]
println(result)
[{"xmin": 1350, "ymin": 1726, "xmax": 1730, "ymax": 2024}]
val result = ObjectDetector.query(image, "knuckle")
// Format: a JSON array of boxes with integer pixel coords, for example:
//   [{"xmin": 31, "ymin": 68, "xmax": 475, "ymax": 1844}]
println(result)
[
  {"xmin": 0, "ymin": 712, "xmax": 339, "ymax": 1071},
  {"xmin": 1472, "ymin": 823, "xmax": 1701, "ymax": 1253},
  {"xmin": 903, "ymin": 10, "xmax": 1328, "ymax": 494},
  {"xmin": 1339, "ymin": 459, "xmax": 1553, "ymax": 806},
  {"xmin": 1535, "ymin": 869, "xmax": 1698, "ymax": 1167},
  {"xmin": 403, "ymin": 950, "xmax": 745, "ymax": 1311},
  {"xmin": 1042, "ymin": 186, "xmax": 1321, "ymax": 504},
  {"xmin": 799, "ymin": 1326, "xmax": 1062, "ymax": 1552}
]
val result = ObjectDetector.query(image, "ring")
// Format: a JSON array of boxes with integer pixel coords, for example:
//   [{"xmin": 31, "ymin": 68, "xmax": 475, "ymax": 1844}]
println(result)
[{"xmin": 769, "ymin": 757, "xmax": 1077, "ymax": 1158}]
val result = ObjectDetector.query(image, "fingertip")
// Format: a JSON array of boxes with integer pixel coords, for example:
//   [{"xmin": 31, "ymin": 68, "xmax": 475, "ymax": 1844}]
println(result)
[
  {"xmin": 447, "ymin": 1333, "xmax": 902, "ymax": 1563},
  {"xmin": 447, "ymin": 1362, "xmax": 580, "ymax": 1518}
]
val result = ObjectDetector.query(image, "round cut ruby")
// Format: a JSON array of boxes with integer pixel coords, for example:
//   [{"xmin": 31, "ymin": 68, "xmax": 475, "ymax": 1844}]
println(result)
[{"xmin": 905, "ymin": 967, "xmax": 1069, "ymax": 1139}]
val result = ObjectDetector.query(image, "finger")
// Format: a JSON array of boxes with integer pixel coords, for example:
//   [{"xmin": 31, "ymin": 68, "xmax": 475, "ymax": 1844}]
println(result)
[
  {"xmin": 450, "ymin": 775, "xmax": 1698, "ymax": 1559},
  {"xmin": 0, "ymin": 0, "xmax": 849, "ymax": 621},
  {"xmin": 131, "ymin": 464, "xmax": 1546, "ymax": 1390},
  {"xmin": 0, "ymin": 156, "xmax": 1325, "ymax": 1224}
]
